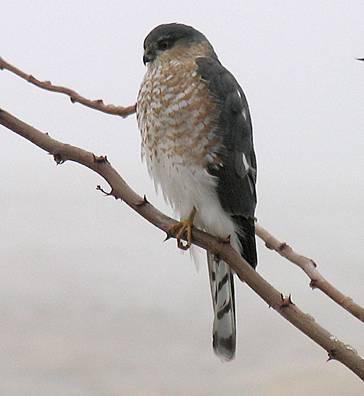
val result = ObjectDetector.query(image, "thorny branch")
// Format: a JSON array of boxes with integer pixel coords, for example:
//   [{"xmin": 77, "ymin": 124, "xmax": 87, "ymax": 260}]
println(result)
[
  {"xmin": 0, "ymin": 108, "xmax": 363, "ymax": 381},
  {"xmin": 2, "ymin": 56, "xmax": 361, "ymax": 324},
  {"xmin": 0, "ymin": 57, "xmax": 136, "ymax": 117},
  {"xmin": 255, "ymin": 224, "xmax": 364, "ymax": 322},
  {"xmin": 1, "ymin": 57, "xmax": 364, "ymax": 380}
]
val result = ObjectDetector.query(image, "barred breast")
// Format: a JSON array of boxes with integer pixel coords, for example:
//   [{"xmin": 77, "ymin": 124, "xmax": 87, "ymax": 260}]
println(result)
[
  {"xmin": 137, "ymin": 57, "xmax": 237, "ymax": 240},
  {"xmin": 137, "ymin": 58, "xmax": 220, "ymax": 164}
]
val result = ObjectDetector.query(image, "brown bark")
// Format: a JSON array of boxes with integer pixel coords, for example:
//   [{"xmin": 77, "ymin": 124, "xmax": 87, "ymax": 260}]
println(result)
[
  {"xmin": 1, "ymin": 108, "xmax": 363, "ymax": 381},
  {"xmin": 0, "ymin": 57, "xmax": 136, "ymax": 117},
  {"xmin": 255, "ymin": 224, "xmax": 364, "ymax": 322}
]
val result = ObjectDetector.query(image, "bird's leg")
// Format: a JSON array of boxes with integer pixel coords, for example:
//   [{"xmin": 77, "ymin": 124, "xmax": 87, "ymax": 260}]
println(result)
[{"xmin": 168, "ymin": 207, "xmax": 197, "ymax": 251}]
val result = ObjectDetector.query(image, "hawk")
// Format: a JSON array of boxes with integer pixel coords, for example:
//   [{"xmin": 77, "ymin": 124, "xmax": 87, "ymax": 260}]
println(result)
[{"xmin": 137, "ymin": 23, "xmax": 257, "ymax": 361}]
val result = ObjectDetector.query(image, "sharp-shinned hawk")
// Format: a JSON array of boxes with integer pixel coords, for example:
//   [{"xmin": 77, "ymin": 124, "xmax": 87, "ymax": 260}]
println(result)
[{"xmin": 137, "ymin": 23, "xmax": 257, "ymax": 361}]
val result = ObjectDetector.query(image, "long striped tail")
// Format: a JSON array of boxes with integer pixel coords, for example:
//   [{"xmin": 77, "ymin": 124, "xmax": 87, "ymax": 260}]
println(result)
[{"xmin": 207, "ymin": 252, "xmax": 236, "ymax": 361}]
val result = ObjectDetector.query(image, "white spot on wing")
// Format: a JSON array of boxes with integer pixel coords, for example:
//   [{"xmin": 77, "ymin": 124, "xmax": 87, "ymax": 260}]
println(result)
[{"xmin": 242, "ymin": 153, "xmax": 250, "ymax": 172}]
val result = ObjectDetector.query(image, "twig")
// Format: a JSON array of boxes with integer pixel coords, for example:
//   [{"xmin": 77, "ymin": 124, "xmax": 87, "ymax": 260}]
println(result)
[
  {"xmin": 2, "ymin": 57, "xmax": 363, "ymax": 322},
  {"xmin": 255, "ymin": 224, "xmax": 364, "ymax": 322},
  {"xmin": 1, "ymin": 107, "xmax": 363, "ymax": 381},
  {"xmin": 0, "ymin": 57, "xmax": 136, "ymax": 118}
]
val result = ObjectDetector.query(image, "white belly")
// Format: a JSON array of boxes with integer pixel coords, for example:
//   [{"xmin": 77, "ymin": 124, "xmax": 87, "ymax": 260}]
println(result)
[{"xmin": 145, "ymin": 150, "xmax": 238, "ymax": 243}]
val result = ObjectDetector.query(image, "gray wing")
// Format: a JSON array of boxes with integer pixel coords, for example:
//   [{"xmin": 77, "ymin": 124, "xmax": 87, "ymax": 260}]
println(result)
[{"xmin": 196, "ymin": 56, "xmax": 257, "ymax": 268}]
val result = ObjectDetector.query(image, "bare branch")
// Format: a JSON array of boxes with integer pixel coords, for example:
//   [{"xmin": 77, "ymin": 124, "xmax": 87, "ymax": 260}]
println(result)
[
  {"xmin": 255, "ymin": 224, "xmax": 364, "ymax": 323},
  {"xmin": 3, "ymin": 56, "xmax": 362, "ymax": 324},
  {"xmin": 0, "ymin": 57, "xmax": 136, "ymax": 118},
  {"xmin": 1, "ymin": 107, "xmax": 363, "ymax": 381}
]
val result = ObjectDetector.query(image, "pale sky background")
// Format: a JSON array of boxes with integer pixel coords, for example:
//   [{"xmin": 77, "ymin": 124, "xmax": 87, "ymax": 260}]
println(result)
[{"xmin": 1, "ymin": 1, "xmax": 363, "ymax": 395}]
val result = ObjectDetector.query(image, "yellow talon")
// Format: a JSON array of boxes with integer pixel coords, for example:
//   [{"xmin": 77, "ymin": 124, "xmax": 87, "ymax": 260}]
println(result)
[{"xmin": 168, "ymin": 207, "xmax": 196, "ymax": 250}]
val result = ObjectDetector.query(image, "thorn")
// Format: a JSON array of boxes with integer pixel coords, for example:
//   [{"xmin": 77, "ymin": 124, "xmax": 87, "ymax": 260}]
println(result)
[
  {"xmin": 53, "ymin": 153, "xmax": 65, "ymax": 165},
  {"xmin": 327, "ymin": 349, "xmax": 337, "ymax": 361},
  {"xmin": 357, "ymin": 58, "xmax": 364, "ymax": 61},
  {"xmin": 280, "ymin": 293, "xmax": 293, "ymax": 308},
  {"xmin": 70, "ymin": 97, "xmax": 76, "ymax": 103},
  {"xmin": 96, "ymin": 185, "xmax": 115, "ymax": 198},
  {"xmin": 95, "ymin": 99, "xmax": 104, "ymax": 104},
  {"xmin": 164, "ymin": 232, "xmax": 172, "ymax": 242},
  {"xmin": 278, "ymin": 242, "xmax": 288, "ymax": 252},
  {"xmin": 135, "ymin": 195, "xmax": 149, "ymax": 207},
  {"xmin": 310, "ymin": 279, "xmax": 318, "ymax": 289},
  {"xmin": 310, "ymin": 259, "xmax": 317, "ymax": 268},
  {"xmin": 93, "ymin": 154, "xmax": 109, "ymax": 164}
]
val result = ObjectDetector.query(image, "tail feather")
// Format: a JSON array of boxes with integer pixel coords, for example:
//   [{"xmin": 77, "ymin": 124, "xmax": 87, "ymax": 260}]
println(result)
[
  {"xmin": 233, "ymin": 215, "xmax": 257, "ymax": 269},
  {"xmin": 207, "ymin": 252, "xmax": 236, "ymax": 361}
]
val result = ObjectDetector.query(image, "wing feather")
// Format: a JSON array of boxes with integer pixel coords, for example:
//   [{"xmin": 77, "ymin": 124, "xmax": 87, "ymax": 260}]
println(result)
[{"xmin": 196, "ymin": 56, "xmax": 257, "ymax": 268}]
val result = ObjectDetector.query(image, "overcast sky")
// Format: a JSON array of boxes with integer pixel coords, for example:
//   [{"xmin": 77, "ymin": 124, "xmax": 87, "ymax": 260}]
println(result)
[{"xmin": 1, "ymin": 1, "xmax": 363, "ymax": 395}]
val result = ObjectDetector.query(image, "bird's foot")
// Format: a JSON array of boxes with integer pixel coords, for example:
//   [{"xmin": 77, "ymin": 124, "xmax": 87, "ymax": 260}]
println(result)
[{"xmin": 167, "ymin": 207, "xmax": 196, "ymax": 251}]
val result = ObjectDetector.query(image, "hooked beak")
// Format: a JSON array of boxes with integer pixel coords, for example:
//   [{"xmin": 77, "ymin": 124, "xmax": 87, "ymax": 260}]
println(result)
[{"xmin": 143, "ymin": 48, "xmax": 155, "ymax": 65}]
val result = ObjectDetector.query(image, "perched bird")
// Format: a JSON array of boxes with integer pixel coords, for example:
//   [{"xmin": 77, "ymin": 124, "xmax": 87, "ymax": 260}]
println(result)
[{"xmin": 137, "ymin": 23, "xmax": 257, "ymax": 361}]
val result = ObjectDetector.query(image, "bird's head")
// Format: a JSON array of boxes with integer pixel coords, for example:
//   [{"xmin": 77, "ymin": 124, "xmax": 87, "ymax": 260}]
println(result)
[{"xmin": 142, "ymin": 23, "xmax": 215, "ymax": 65}]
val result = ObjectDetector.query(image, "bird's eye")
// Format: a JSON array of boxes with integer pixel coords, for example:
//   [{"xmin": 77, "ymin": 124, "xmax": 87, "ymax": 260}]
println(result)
[{"xmin": 158, "ymin": 40, "xmax": 170, "ymax": 50}]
